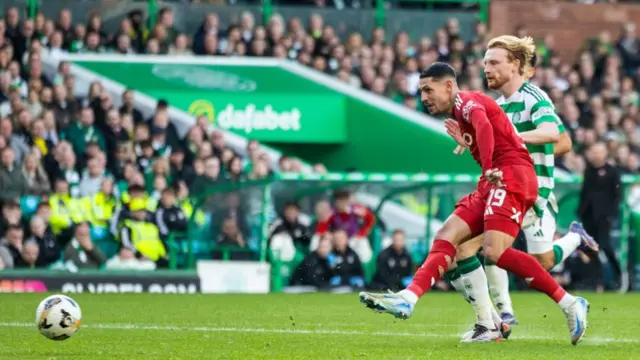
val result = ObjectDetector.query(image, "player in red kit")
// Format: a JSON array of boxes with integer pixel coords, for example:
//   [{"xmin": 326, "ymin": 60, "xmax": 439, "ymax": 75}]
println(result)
[{"xmin": 359, "ymin": 62, "xmax": 589, "ymax": 345}]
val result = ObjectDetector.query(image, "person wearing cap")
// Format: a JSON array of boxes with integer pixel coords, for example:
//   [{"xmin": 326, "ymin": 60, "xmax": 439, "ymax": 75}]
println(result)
[{"xmin": 119, "ymin": 197, "xmax": 167, "ymax": 266}]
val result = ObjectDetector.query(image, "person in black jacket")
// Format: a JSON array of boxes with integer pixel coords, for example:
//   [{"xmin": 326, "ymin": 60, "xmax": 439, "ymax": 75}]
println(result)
[
  {"xmin": 578, "ymin": 142, "xmax": 622, "ymax": 290},
  {"xmin": 330, "ymin": 229, "xmax": 365, "ymax": 288},
  {"xmin": 154, "ymin": 186, "xmax": 187, "ymax": 241},
  {"xmin": 291, "ymin": 236, "xmax": 334, "ymax": 289},
  {"xmin": 27, "ymin": 215, "xmax": 59, "ymax": 267},
  {"xmin": 268, "ymin": 201, "xmax": 311, "ymax": 261},
  {"xmin": 370, "ymin": 229, "xmax": 414, "ymax": 291}
]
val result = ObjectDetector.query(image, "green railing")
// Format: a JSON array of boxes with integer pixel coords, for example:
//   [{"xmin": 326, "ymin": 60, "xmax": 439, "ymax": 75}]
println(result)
[{"xmin": 168, "ymin": 171, "xmax": 637, "ymax": 290}]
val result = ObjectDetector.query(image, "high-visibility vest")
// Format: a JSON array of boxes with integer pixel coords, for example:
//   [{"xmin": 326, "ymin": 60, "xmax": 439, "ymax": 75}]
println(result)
[
  {"xmin": 180, "ymin": 200, "xmax": 206, "ymax": 227},
  {"xmin": 124, "ymin": 219, "xmax": 166, "ymax": 261},
  {"xmin": 90, "ymin": 192, "xmax": 116, "ymax": 227},
  {"xmin": 49, "ymin": 194, "xmax": 87, "ymax": 235}
]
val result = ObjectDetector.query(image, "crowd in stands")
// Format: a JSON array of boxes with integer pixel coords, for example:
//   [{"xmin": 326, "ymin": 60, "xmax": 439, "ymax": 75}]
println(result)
[
  {"xmin": 0, "ymin": 3, "xmax": 635, "ymax": 291},
  {"xmin": 0, "ymin": 5, "xmax": 336, "ymax": 272}
]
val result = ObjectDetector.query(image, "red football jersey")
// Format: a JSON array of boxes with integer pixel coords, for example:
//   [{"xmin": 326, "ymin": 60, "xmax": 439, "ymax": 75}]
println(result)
[{"xmin": 452, "ymin": 91, "xmax": 533, "ymax": 171}]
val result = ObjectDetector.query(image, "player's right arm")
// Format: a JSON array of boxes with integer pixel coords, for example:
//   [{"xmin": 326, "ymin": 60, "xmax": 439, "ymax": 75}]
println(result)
[
  {"xmin": 462, "ymin": 100, "xmax": 494, "ymax": 172},
  {"xmin": 554, "ymin": 132, "xmax": 573, "ymax": 156}
]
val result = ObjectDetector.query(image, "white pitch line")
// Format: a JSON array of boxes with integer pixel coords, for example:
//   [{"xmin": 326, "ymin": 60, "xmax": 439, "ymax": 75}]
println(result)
[{"xmin": 0, "ymin": 322, "xmax": 636, "ymax": 344}]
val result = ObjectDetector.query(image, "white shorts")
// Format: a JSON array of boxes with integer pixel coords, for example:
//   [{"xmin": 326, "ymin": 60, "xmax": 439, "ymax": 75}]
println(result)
[{"xmin": 522, "ymin": 208, "xmax": 556, "ymax": 254}]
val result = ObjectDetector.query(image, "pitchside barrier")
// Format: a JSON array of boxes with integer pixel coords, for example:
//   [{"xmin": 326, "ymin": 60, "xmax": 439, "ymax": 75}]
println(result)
[
  {"xmin": 167, "ymin": 172, "xmax": 636, "ymax": 292},
  {"xmin": 0, "ymin": 172, "xmax": 635, "ymax": 293}
]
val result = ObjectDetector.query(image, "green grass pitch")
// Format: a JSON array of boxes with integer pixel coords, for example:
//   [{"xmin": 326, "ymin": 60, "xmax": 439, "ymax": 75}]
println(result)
[{"xmin": 0, "ymin": 292, "xmax": 638, "ymax": 359}]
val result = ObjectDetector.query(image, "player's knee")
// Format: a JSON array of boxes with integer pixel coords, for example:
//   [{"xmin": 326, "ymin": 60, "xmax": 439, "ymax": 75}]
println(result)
[
  {"xmin": 532, "ymin": 252, "xmax": 555, "ymax": 270},
  {"xmin": 481, "ymin": 242, "xmax": 504, "ymax": 263}
]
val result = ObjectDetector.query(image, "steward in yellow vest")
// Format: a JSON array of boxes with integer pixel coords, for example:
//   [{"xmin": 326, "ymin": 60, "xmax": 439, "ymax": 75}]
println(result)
[
  {"xmin": 89, "ymin": 178, "xmax": 117, "ymax": 228},
  {"xmin": 119, "ymin": 198, "xmax": 168, "ymax": 266},
  {"xmin": 49, "ymin": 178, "xmax": 89, "ymax": 236}
]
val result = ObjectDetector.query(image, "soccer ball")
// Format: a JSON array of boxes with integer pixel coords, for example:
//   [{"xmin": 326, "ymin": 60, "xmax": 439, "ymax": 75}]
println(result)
[{"xmin": 35, "ymin": 294, "xmax": 82, "ymax": 340}]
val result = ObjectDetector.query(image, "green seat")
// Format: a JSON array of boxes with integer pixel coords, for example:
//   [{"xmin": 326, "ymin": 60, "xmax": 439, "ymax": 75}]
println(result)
[
  {"xmin": 95, "ymin": 239, "xmax": 119, "ymax": 258},
  {"xmin": 91, "ymin": 225, "xmax": 109, "ymax": 242},
  {"xmin": 21, "ymin": 196, "xmax": 40, "ymax": 218}
]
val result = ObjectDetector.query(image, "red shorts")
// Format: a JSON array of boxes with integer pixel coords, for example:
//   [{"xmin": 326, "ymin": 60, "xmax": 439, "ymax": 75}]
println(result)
[{"xmin": 453, "ymin": 165, "xmax": 538, "ymax": 238}]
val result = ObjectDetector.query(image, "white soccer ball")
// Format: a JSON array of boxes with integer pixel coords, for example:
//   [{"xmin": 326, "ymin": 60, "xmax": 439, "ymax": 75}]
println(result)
[{"xmin": 35, "ymin": 294, "xmax": 82, "ymax": 340}]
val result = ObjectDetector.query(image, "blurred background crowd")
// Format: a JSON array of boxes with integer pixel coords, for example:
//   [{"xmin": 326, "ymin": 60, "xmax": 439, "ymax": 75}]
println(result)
[{"xmin": 0, "ymin": 0, "xmax": 636, "ymax": 292}]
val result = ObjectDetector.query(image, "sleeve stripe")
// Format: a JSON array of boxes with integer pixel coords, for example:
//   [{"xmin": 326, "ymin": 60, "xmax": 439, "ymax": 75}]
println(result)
[{"xmin": 530, "ymin": 100, "xmax": 554, "ymax": 116}]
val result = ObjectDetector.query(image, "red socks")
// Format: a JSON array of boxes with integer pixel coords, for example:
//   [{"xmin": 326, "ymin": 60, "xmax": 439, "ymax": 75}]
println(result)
[
  {"xmin": 496, "ymin": 248, "xmax": 566, "ymax": 303},
  {"xmin": 407, "ymin": 240, "xmax": 456, "ymax": 297}
]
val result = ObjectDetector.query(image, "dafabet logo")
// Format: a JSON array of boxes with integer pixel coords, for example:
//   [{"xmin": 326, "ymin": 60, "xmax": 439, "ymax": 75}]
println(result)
[{"xmin": 188, "ymin": 100, "xmax": 302, "ymax": 134}]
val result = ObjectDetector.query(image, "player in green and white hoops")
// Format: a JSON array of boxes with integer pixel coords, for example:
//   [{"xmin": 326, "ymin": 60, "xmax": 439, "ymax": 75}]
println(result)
[{"xmin": 445, "ymin": 36, "xmax": 599, "ymax": 342}]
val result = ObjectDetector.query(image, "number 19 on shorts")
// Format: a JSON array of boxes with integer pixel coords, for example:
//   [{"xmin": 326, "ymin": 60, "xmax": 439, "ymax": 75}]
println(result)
[{"xmin": 488, "ymin": 188, "xmax": 506, "ymax": 207}]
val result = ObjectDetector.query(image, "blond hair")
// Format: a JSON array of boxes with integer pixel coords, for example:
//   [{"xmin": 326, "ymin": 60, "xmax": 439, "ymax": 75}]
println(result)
[{"xmin": 487, "ymin": 35, "xmax": 536, "ymax": 75}]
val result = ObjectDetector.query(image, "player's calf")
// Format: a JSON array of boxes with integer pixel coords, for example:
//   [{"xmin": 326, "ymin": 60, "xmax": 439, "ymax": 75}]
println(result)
[{"xmin": 531, "ymin": 252, "xmax": 556, "ymax": 271}]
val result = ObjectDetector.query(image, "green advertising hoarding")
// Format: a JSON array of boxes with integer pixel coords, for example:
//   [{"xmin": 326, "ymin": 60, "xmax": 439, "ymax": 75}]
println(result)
[
  {"xmin": 150, "ymin": 93, "xmax": 346, "ymax": 143},
  {"xmin": 78, "ymin": 62, "xmax": 346, "ymax": 143},
  {"xmin": 74, "ymin": 59, "xmax": 478, "ymax": 173}
]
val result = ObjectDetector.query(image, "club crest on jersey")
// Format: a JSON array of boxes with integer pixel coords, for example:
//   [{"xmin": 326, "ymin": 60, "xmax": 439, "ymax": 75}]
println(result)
[
  {"xmin": 462, "ymin": 133, "xmax": 473, "ymax": 146},
  {"xmin": 512, "ymin": 112, "xmax": 521, "ymax": 122},
  {"xmin": 462, "ymin": 101, "xmax": 477, "ymax": 122}
]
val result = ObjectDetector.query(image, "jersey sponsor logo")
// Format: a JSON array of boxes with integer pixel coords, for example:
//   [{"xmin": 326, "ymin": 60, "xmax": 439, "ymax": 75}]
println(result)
[
  {"xmin": 462, "ymin": 101, "xmax": 477, "ymax": 122},
  {"xmin": 531, "ymin": 106, "xmax": 554, "ymax": 121}
]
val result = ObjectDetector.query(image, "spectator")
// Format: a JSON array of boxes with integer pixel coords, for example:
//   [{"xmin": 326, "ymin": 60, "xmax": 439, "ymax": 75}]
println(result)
[
  {"xmin": 0, "ymin": 224, "xmax": 24, "ymax": 268},
  {"xmin": 14, "ymin": 239, "xmax": 40, "ymax": 268},
  {"xmin": 2, "ymin": 117, "xmax": 30, "ymax": 166},
  {"xmin": 28, "ymin": 215, "xmax": 60, "ymax": 267},
  {"xmin": 22, "ymin": 151, "xmax": 51, "ymax": 195},
  {"xmin": 154, "ymin": 186, "xmax": 187, "ymax": 240},
  {"xmin": 0, "ymin": 147, "xmax": 28, "ymax": 201},
  {"xmin": 329, "ymin": 229, "xmax": 365, "ymax": 289},
  {"xmin": 63, "ymin": 222, "xmax": 107, "ymax": 270},
  {"xmin": 49, "ymin": 177, "xmax": 84, "ymax": 237},
  {"xmin": 192, "ymin": 156, "xmax": 222, "ymax": 194},
  {"xmin": 63, "ymin": 107, "xmax": 106, "ymax": 157},
  {"xmin": 291, "ymin": 237, "xmax": 334, "ymax": 289},
  {"xmin": 78, "ymin": 156, "xmax": 107, "ymax": 197},
  {"xmin": 578, "ymin": 142, "xmax": 624, "ymax": 291},
  {"xmin": 169, "ymin": 146, "xmax": 195, "ymax": 186},
  {"xmin": 105, "ymin": 247, "xmax": 156, "ymax": 270},
  {"xmin": 119, "ymin": 89, "xmax": 143, "ymax": 124},
  {"xmin": 316, "ymin": 189, "xmax": 375, "ymax": 262},
  {"xmin": 370, "ymin": 229, "xmax": 414, "ymax": 291},
  {"xmin": 212, "ymin": 216, "xmax": 251, "ymax": 261},
  {"xmin": 119, "ymin": 198, "xmax": 167, "ymax": 266},
  {"xmin": 268, "ymin": 201, "xmax": 311, "ymax": 261}
]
